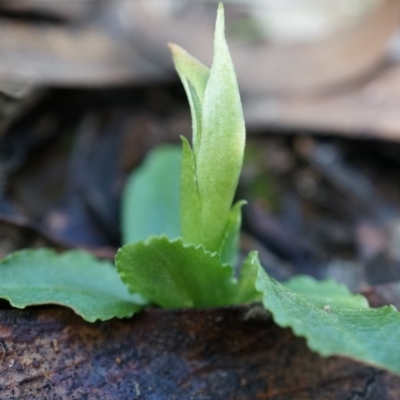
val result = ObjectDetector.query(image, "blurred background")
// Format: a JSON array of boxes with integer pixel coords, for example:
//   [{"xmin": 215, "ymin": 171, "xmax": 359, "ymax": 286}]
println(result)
[{"xmin": 1, "ymin": 0, "xmax": 400, "ymax": 306}]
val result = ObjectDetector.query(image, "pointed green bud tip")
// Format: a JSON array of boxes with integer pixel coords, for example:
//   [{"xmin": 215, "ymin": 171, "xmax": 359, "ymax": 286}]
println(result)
[{"xmin": 216, "ymin": 3, "xmax": 225, "ymax": 41}]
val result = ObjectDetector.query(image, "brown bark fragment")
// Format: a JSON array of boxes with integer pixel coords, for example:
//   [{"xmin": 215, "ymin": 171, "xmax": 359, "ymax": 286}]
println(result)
[{"xmin": 0, "ymin": 306, "xmax": 398, "ymax": 399}]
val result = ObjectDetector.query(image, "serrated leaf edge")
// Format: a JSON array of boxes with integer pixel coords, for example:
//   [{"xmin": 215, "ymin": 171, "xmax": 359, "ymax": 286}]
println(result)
[{"xmin": 256, "ymin": 267, "xmax": 400, "ymax": 374}]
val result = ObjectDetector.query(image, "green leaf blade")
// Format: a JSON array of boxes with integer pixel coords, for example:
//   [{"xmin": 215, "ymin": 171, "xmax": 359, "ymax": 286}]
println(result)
[
  {"xmin": 219, "ymin": 200, "xmax": 246, "ymax": 265},
  {"xmin": 180, "ymin": 136, "xmax": 202, "ymax": 245},
  {"xmin": 0, "ymin": 249, "xmax": 145, "ymax": 322},
  {"xmin": 169, "ymin": 43, "xmax": 210, "ymax": 153},
  {"xmin": 235, "ymin": 251, "xmax": 262, "ymax": 305},
  {"xmin": 116, "ymin": 236, "xmax": 237, "ymax": 308},
  {"xmin": 285, "ymin": 275, "xmax": 369, "ymax": 309},
  {"xmin": 195, "ymin": 4, "xmax": 246, "ymax": 252},
  {"xmin": 122, "ymin": 145, "xmax": 181, "ymax": 244},
  {"xmin": 256, "ymin": 267, "xmax": 400, "ymax": 375}
]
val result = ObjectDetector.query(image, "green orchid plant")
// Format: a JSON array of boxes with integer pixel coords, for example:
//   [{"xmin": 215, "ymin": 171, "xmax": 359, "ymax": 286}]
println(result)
[
  {"xmin": 0, "ymin": 3, "xmax": 400, "ymax": 376},
  {"xmin": 116, "ymin": 4, "xmax": 259, "ymax": 309}
]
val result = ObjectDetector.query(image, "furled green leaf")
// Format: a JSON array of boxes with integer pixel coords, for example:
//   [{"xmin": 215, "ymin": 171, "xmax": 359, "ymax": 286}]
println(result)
[
  {"xmin": 116, "ymin": 236, "xmax": 239, "ymax": 308},
  {"xmin": 180, "ymin": 136, "xmax": 202, "ymax": 245},
  {"xmin": 255, "ymin": 267, "xmax": 400, "ymax": 375},
  {"xmin": 122, "ymin": 145, "xmax": 181, "ymax": 244},
  {"xmin": 169, "ymin": 43, "xmax": 209, "ymax": 154},
  {"xmin": 195, "ymin": 4, "xmax": 246, "ymax": 253},
  {"xmin": 0, "ymin": 249, "xmax": 146, "ymax": 322},
  {"xmin": 169, "ymin": 4, "xmax": 245, "ymax": 254}
]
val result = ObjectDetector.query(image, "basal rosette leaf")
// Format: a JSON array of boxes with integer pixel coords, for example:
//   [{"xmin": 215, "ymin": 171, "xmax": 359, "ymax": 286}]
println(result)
[
  {"xmin": 255, "ymin": 266, "xmax": 400, "ymax": 375},
  {"xmin": 284, "ymin": 275, "xmax": 369, "ymax": 309},
  {"xmin": 122, "ymin": 145, "xmax": 181, "ymax": 244},
  {"xmin": 116, "ymin": 236, "xmax": 238, "ymax": 308},
  {"xmin": 0, "ymin": 249, "xmax": 146, "ymax": 322},
  {"xmin": 116, "ymin": 236, "xmax": 261, "ymax": 309}
]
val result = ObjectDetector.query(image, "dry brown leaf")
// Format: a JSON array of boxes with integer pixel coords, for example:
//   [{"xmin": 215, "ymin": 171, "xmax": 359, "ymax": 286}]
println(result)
[{"xmin": 0, "ymin": 0, "xmax": 397, "ymax": 95}]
